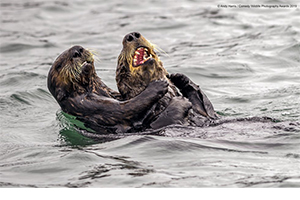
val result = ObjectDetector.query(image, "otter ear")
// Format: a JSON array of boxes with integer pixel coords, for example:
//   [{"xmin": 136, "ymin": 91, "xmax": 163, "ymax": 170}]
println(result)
[{"xmin": 55, "ymin": 88, "xmax": 66, "ymax": 102}]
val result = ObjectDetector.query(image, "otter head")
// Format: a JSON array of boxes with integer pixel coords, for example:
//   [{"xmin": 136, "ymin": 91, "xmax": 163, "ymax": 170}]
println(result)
[
  {"xmin": 47, "ymin": 45, "xmax": 95, "ymax": 102},
  {"xmin": 116, "ymin": 32, "xmax": 168, "ymax": 99}
]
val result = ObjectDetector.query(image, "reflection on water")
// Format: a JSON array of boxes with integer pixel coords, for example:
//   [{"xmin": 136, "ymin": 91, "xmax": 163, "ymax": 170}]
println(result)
[{"xmin": 0, "ymin": 0, "xmax": 300, "ymax": 187}]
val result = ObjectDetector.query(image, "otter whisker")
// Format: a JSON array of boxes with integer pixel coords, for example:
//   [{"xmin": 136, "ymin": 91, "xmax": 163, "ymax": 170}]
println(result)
[
  {"xmin": 93, "ymin": 55, "xmax": 101, "ymax": 64},
  {"xmin": 87, "ymin": 48, "xmax": 99, "ymax": 56},
  {"xmin": 153, "ymin": 44, "xmax": 169, "ymax": 57},
  {"xmin": 87, "ymin": 49, "xmax": 100, "ymax": 63}
]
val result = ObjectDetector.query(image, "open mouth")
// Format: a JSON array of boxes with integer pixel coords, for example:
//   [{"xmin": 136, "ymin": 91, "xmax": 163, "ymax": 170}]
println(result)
[{"xmin": 132, "ymin": 47, "xmax": 153, "ymax": 67}]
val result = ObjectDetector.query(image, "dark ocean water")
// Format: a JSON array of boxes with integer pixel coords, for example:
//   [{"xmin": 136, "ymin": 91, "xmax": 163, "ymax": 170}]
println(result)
[{"xmin": 0, "ymin": 0, "xmax": 300, "ymax": 187}]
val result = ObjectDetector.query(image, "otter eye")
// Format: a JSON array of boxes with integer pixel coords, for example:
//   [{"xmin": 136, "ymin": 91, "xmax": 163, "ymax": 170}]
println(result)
[{"xmin": 56, "ymin": 64, "xmax": 62, "ymax": 71}]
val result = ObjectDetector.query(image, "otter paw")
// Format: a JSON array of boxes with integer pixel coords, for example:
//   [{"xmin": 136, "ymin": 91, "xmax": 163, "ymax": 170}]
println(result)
[
  {"xmin": 148, "ymin": 79, "xmax": 169, "ymax": 98},
  {"xmin": 168, "ymin": 73, "xmax": 190, "ymax": 89}
]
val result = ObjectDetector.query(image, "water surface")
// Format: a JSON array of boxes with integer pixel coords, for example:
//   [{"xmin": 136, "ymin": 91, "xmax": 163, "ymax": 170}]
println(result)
[{"xmin": 0, "ymin": 0, "xmax": 300, "ymax": 187}]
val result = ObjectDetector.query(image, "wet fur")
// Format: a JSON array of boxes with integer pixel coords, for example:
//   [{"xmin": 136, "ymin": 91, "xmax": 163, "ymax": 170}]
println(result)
[
  {"xmin": 48, "ymin": 45, "xmax": 169, "ymax": 134},
  {"xmin": 117, "ymin": 35, "xmax": 170, "ymax": 99},
  {"xmin": 116, "ymin": 33, "xmax": 192, "ymax": 129},
  {"xmin": 116, "ymin": 32, "xmax": 218, "ymax": 129}
]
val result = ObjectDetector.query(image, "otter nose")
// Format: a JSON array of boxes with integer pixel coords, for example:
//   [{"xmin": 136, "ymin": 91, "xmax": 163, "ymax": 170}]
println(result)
[
  {"xmin": 125, "ymin": 32, "xmax": 141, "ymax": 42},
  {"xmin": 72, "ymin": 45, "xmax": 84, "ymax": 58}
]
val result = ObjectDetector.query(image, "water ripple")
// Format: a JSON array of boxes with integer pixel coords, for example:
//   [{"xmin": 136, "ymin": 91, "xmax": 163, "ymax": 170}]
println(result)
[{"xmin": 1, "ymin": 0, "xmax": 300, "ymax": 188}]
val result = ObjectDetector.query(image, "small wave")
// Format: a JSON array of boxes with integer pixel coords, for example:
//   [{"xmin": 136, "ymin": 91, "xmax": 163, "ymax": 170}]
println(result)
[
  {"xmin": 56, "ymin": 113, "xmax": 300, "ymax": 147},
  {"xmin": 7, "ymin": 88, "xmax": 53, "ymax": 107},
  {"xmin": 0, "ymin": 42, "xmax": 55, "ymax": 53},
  {"xmin": 277, "ymin": 42, "xmax": 300, "ymax": 62},
  {"xmin": 0, "ymin": 181, "xmax": 37, "ymax": 188},
  {"xmin": 0, "ymin": 71, "xmax": 42, "ymax": 88},
  {"xmin": 0, "ymin": 43, "xmax": 35, "ymax": 53},
  {"xmin": 285, "ymin": 153, "xmax": 300, "ymax": 159},
  {"xmin": 10, "ymin": 93, "xmax": 31, "ymax": 105}
]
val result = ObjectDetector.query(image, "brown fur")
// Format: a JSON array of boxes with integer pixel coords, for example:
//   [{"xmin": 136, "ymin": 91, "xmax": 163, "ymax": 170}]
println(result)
[
  {"xmin": 116, "ymin": 33, "xmax": 192, "ymax": 128},
  {"xmin": 116, "ymin": 32, "xmax": 219, "ymax": 129},
  {"xmin": 116, "ymin": 33, "xmax": 177, "ymax": 99},
  {"xmin": 48, "ymin": 45, "xmax": 169, "ymax": 133}
]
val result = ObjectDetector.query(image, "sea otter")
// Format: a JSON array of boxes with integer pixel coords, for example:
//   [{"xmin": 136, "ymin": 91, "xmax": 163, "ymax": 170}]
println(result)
[
  {"xmin": 47, "ymin": 45, "xmax": 169, "ymax": 134},
  {"xmin": 116, "ymin": 32, "xmax": 218, "ymax": 129}
]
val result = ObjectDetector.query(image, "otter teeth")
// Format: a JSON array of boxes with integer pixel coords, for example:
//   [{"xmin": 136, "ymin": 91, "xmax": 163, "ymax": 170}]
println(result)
[
  {"xmin": 133, "ymin": 57, "xmax": 137, "ymax": 65},
  {"xmin": 133, "ymin": 47, "xmax": 152, "ymax": 66}
]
